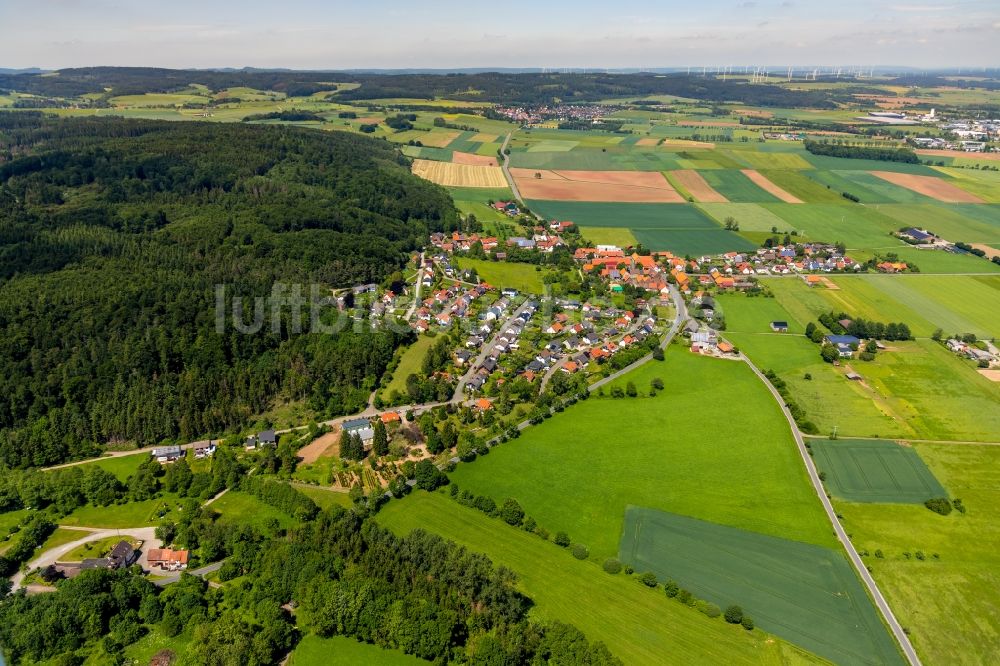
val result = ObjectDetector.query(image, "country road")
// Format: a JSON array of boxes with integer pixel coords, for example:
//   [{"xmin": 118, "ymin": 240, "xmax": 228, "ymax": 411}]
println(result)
[
  {"xmin": 741, "ymin": 355, "xmax": 922, "ymax": 666},
  {"xmin": 499, "ymin": 132, "xmax": 521, "ymax": 201},
  {"xmin": 153, "ymin": 560, "xmax": 224, "ymax": 587}
]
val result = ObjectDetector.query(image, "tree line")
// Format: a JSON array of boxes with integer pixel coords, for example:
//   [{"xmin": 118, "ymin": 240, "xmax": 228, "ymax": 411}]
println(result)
[{"xmin": 803, "ymin": 139, "xmax": 920, "ymax": 163}]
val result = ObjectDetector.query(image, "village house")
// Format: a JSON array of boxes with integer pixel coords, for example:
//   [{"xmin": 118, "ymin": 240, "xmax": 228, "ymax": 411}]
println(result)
[
  {"xmin": 147, "ymin": 548, "xmax": 189, "ymax": 571},
  {"xmin": 152, "ymin": 445, "xmax": 182, "ymax": 464}
]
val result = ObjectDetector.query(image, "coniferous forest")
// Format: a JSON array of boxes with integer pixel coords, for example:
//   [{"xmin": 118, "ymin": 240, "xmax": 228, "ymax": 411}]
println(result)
[{"xmin": 0, "ymin": 113, "xmax": 458, "ymax": 468}]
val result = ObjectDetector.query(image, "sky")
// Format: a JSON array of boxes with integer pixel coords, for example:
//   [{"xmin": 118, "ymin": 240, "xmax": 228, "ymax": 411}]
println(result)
[{"xmin": 1, "ymin": 0, "xmax": 998, "ymax": 70}]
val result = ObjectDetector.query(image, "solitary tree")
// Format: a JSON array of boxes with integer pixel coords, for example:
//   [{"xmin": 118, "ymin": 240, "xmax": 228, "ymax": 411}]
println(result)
[
  {"xmin": 372, "ymin": 419, "xmax": 389, "ymax": 457},
  {"xmin": 724, "ymin": 605, "xmax": 744, "ymax": 624}
]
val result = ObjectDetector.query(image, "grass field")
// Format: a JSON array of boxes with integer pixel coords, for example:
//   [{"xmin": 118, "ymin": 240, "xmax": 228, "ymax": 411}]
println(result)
[
  {"xmin": 293, "ymin": 486, "xmax": 353, "ymax": 511},
  {"xmin": 835, "ymin": 443, "xmax": 1000, "ymax": 665},
  {"xmin": 810, "ymin": 439, "xmax": 946, "ymax": 503},
  {"xmin": 526, "ymin": 200, "xmax": 755, "ymax": 254},
  {"xmin": 454, "ymin": 257, "xmax": 549, "ymax": 293},
  {"xmin": 450, "ymin": 349, "xmax": 836, "ymax": 558},
  {"xmin": 875, "ymin": 203, "xmax": 1000, "ymax": 245},
  {"xmin": 378, "ymin": 492, "xmax": 824, "ymax": 666},
  {"xmin": 289, "ymin": 635, "xmax": 424, "ymax": 665},
  {"xmin": 65, "ymin": 452, "xmax": 148, "ymax": 482},
  {"xmin": 762, "ymin": 203, "xmax": 902, "ymax": 249},
  {"xmin": 766, "ymin": 275, "xmax": 1000, "ymax": 339},
  {"xmin": 930, "ymin": 168, "xmax": 1000, "ymax": 202},
  {"xmin": 385, "ymin": 334, "xmax": 437, "ymax": 397},
  {"xmin": 619, "ymin": 507, "xmax": 902, "ymax": 666},
  {"xmin": 210, "ymin": 491, "xmax": 299, "ymax": 531},
  {"xmin": 60, "ymin": 494, "xmax": 182, "ymax": 528},
  {"xmin": 730, "ymin": 281, "xmax": 1000, "ymax": 439},
  {"xmin": 758, "ymin": 170, "xmax": 848, "ymax": 203},
  {"xmin": 578, "ymin": 226, "xmax": 638, "ymax": 247},
  {"xmin": 697, "ymin": 202, "xmax": 791, "ymax": 233}
]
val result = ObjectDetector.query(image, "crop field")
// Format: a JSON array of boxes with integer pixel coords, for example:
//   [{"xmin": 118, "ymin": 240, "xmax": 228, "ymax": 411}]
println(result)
[
  {"xmin": 108, "ymin": 93, "xmax": 209, "ymax": 107},
  {"xmin": 668, "ymin": 169, "xmax": 728, "ymax": 202},
  {"xmin": 411, "ymin": 160, "xmax": 507, "ymax": 188},
  {"xmin": 766, "ymin": 203, "xmax": 901, "ymax": 248},
  {"xmin": 451, "ymin": 150, "xmax": 497, "ymax": 166},
  {"xmin": 725, "ymin": 150, "xmax": 813, "ymax": 170},
  {"xmin": 835, "ymin": 443, "xmax": 1000, "ymax": 666},
  {"xmin": 870, "ymin": 171, "xmax": 985, "ymax": 204},
  {"xmin": 876, "ymin": 203, "xmax": 1000, "ymax": 244},
  {"xmin": 928, "ymin": 167, "xmax": 1000, "ymax": 202},
  {"xmin": 700, "ymin": 170, "xmax": 782, "ymax": 203},
  {"xmin": 741, "ymin": 170, "xmax": 804, "ymax": 203},
  {"xmin": 697, "ymin": 202, "xmax": 789, "ymax": 232},
  {"xmin": 290, "ymin": 635, "xmax": 423, "ymax": 665},
  {"xmin": 619, "ymin": 507, "xmax": 902, "ymax": 666},
  {"xmin": 756, "ymin": 170, "xmax": 848, "ymax": 203},
  {"xmin": 510, "ymin": 168, "xmax": 684, "ymax": 202},
  {"xmin": 450, "ymin": 350, "xmax": 836, "ymax": 559},
  {"xmin": 378, "ymin": 492, "xmax": 821, "ymax": 666},
  {"xmin": 526, "ymin": 200, "xmax": 755, "ymax": 253},
  {"xmin": 510, "ymin": 148, "xmax": 683, "ymax": 171},
  {"xmin": 802, "ymin": 155, "xmax": 940, "ymax": 175},
  {"xmin": 810, "ymin": 439, "xmax": 946, "ymax": 503},
  {"xmin": 454, "ymin": 257, "xmax": 549, "ymax": 293}
]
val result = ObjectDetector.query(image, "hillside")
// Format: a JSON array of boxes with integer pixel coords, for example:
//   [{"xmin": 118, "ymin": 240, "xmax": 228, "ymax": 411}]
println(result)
[{"xmin": 0, "ymin": 114, "xmax": 457, "ymax": 467}]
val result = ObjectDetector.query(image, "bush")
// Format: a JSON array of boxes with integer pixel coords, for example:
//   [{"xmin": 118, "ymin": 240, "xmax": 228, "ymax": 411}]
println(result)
[
  {"xmin": 602, "ymin": 558, "xmax": 623, "ymax": 574},
  {"xmin": 639, "ymin": 571, "xmax": 658, "ymax": 588},
  {"xmin": 698, "ymin": 601, "xmax": 722, "ymax": 618},
  {"xmin": 741, "ymin": 616, "xmax": 755, "ymax": 631},
  {"xmin": 663, "ymin": 579, "xmax": 679, "ymax": 597},
  {"xmin": 924, "ymin": 497, "xmax": 953, "ymax": 516},
  {"xmin": 724, "ymin": 605, "xmax": 744, "ymax": 624},
  {"xmin": 554, "ymin": 531, "xmax": 571, "ymax": 547},
  {"xmin": 571, "ymin": 543, "xmax": 589, "ymax": 560},
  {"xmin": 624, "ymin": 565, "xmax": 634, "ymax": 575},
  {"xmin": 499, "ymin": 498, "xmax": 525, "ymax": 526}
]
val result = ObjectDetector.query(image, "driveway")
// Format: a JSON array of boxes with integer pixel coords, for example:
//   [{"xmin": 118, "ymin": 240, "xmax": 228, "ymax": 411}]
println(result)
[{"xmin": 9, "ymin": 526, "xmax": 160, "ymax": 592}]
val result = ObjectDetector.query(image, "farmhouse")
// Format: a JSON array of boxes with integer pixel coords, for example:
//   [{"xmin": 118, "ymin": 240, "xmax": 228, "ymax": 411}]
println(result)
[
  {"xmin": 147, "ymin": 548, "xmax": 189, "ymax": 571},
  {"xmin": 770, "ymin": 321, "xmax": 789, "ymax": 333},
  {"xmin": 192, "ymin": 442, "xmax": 216, "ymax": 459},
  {"xmin": 151, "ymin": 446, "xmax": 182, "ymax": 464}
]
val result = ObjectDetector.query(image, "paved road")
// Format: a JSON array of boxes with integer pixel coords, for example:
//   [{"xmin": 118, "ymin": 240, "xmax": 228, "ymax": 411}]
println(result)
[
  {"xmin": 451, "ymin": 299, "xmax": 533, "ymax": 403},
  {"xmin": 404, "ymin": 251, "xmax": 426, "ymax": 323},
  {"xmin": 11, "ymin": 527, "xmax": 160, "ymax": 592},
  {"xmin": 153, "ymin": 560, "xmax": 224, "ymax": 587},
  {"xmin": 590, "ymin": 286, "xmax": 687, "ymax": 393},
  {"xmin": 741, "ymin": 355, "xmax": 922, "ymax": 666},
  {"xmin": 499, "ymin": 132, "xmax": 521, "ymax": 201}
]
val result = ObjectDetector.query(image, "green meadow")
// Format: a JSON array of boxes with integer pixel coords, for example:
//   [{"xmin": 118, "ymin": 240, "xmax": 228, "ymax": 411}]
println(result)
[
  {"xmin": 836, "ymin": 443, "xmax": 1000, "ymax": 665},
  {"xmin": 454, "ymin": 257, "xmax": 549, "ymax": 293},
  {"xmin": 378, "ymin": 492, "xmax": 824, "ymax": 666},
  {"xmin": 620, "ymin": 507, "xmax": 902, "ymax": 666},
  {"xmin": 449, "ymin": 349, "xmax": 835, "ymax": 558},
  {"xmin": 384, "ymin": 334, "xmax": 438, "ymax": 397},
  {"xmin": 811, "ymin": 439, "xmax": 946, "ymax": 503}
]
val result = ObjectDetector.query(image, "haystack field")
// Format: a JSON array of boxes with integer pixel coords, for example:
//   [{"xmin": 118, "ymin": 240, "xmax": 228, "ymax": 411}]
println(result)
[
  {"xmin": 452, "ymin": 151, "xmax": 498, "ymax": 166},
  {"xmin": 741, "ymin": 169, "xmax": 804, "ymax": 203},
  {"xmin": 412, "ymin": 159, "xmax": 507, "ymax": 188},
  {"xmin": 510, "ymin": 168, "xmax": 684, "ymax": 202},
  {"xmin": 871, "ymin": 171, "xmax": 985, "ymax": 203},
  {"xmin": 662, "ymin": 139, "xmax": 716, "ymax": 149},
  {"xmin": 671, "ymin": 169, "xmax": 728, "ymax": 202}
]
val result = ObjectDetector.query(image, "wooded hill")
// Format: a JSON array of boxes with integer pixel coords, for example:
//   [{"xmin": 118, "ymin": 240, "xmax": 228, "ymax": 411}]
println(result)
[
  {"xmin": 0, "ymin": 67, "xmax": 888, "ymax": 108},
  {"xmin": 0, "ymin": 114, "xmax": 457, "ymax": 467}
]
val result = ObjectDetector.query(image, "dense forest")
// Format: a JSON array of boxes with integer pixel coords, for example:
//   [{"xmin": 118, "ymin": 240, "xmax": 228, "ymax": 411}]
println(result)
[
  {"xmin": 0, "ymin": 67, "xmax": 880, "ymax": 108},
  {"xmin": 803, "ymin": 139, "xmax": 920, "ymax": 163},
  {"xmin": 0, "ymin": 502, "xmax": 621, "ymax": 665},
  {"xmin": 0, "ymin": 113, "xmax": 458, "ymax": 467}
]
